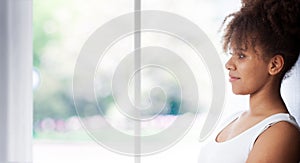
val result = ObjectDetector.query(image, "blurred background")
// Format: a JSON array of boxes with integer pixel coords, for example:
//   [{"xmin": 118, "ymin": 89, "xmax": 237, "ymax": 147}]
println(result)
[{"xmin": 31, "ymin": 0, "xmax": 252, "ymax": 162}]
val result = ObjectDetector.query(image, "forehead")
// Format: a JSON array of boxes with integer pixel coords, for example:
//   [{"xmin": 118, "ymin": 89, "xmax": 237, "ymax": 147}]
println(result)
[
  {"xmin": 230, "ymin": 32, "xmax": 249, "ymax": 49},
  {"xmin": 229, "ymin": 32, "xmax": 259, "ymax": 54}
]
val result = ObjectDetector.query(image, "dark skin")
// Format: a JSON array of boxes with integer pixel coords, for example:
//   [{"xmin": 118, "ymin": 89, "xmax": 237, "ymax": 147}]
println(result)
[{"xmin": 217, "ymin": 45, "xmax": 300, "ymax": 162}]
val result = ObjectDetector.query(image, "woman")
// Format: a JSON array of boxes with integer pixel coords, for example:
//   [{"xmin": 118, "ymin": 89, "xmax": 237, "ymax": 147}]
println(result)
[{"xmin": 198, "ymin": 0, "xmax": 300, "ymax": 162}]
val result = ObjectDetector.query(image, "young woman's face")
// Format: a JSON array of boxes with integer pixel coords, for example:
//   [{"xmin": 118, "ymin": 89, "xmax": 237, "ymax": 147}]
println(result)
[{"xmin": 225, "ymin": 46, "xmax": 271, "ymax": 95}]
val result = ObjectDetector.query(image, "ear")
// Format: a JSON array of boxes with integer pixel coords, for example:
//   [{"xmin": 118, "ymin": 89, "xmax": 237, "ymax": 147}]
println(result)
[{"xmin": 268, "ymin": 54, "xmax": 284, "ymax": 75}]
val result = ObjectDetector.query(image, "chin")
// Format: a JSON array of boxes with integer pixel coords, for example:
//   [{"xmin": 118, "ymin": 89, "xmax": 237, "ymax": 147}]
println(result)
[
  {"xmin": 233, "ymin": 92, "xmax": 249, "ymax": 95},
  {"xmin": 232, "ymin": 88, "xmax": 250, "ymax": 95}
]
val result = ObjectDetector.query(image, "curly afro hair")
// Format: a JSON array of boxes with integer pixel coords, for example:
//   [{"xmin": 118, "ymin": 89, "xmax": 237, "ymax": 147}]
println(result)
[{"xmin": 223, "ymin": 0, "xmax": 300, "ymax": 76}]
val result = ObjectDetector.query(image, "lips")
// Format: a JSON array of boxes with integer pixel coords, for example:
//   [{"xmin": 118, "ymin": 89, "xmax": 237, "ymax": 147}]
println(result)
[{"xmin": 229, "ymin": 75, "xmax": 240, "ymax": 82}]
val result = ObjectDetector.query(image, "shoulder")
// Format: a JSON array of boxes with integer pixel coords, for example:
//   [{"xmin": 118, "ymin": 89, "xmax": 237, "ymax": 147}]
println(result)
[{"xmin": 247, "ymin": 121, "xmax": 300, "ymax": 163}]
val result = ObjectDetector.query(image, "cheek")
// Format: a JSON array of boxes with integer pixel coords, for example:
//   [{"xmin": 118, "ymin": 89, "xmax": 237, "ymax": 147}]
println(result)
[
  {"xmin": 241, "ymin": 70, "xmax": 268, "ymax": 93},
  {"xmin": 241, "ymin": 60, "xmax": 269, "ymax": 78},
  {"xmin": 233, "ymin": 63, "xmax": 269, "ymax": 94}
]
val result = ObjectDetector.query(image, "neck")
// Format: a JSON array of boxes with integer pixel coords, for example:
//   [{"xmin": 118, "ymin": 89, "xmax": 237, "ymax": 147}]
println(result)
[{"xmin": 248, "ymin": 78, "xmax": 288, "ymax": 116}]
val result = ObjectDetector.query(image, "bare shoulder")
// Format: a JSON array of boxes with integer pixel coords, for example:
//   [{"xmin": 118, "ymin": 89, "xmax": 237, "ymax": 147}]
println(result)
[{"xmin": 246, "ymin": 121, "xmax": 300, "ymax": 163}]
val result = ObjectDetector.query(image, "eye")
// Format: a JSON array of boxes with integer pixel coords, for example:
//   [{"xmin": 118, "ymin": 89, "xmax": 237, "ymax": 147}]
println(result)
[{"xmin": 238, "ymin": 53, "xmax": 246, "ymax": 59}]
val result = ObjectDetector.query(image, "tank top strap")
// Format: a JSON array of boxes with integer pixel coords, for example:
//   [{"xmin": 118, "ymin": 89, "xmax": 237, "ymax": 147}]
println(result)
[{"xmin": 248, "ymin": 113, "xmax": 300, "ymax": 151}]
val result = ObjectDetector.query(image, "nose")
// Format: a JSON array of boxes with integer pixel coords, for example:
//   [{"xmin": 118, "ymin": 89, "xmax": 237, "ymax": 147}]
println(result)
[{"xmin": 225, "ymin": 57, "xmax": 235, "ymax": 70}]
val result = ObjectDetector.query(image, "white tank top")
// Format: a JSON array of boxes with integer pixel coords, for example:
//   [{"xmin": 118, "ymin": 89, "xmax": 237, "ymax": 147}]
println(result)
[{"xmin": 198, "ymin": 112, "xmax": 299, "ymax": 163}]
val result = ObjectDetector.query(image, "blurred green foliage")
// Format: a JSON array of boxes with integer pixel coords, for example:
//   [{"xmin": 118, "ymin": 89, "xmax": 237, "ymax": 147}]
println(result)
[
  {"xmin": 34, "ymin": 0, "xmax": 60, "ymax": 67},
  {"xmin": 33, "ymin": 0, "xmax": 188, "ymax": 128},
  {"xmin": 33, "ymin": 0, "xmax": 79, "ymax": 122}
]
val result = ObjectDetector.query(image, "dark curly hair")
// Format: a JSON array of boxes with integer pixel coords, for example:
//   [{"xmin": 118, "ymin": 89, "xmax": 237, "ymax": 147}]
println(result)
[{"xmin": 222, "ymin": 0, "xmax": 300, "ymax": 77}]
